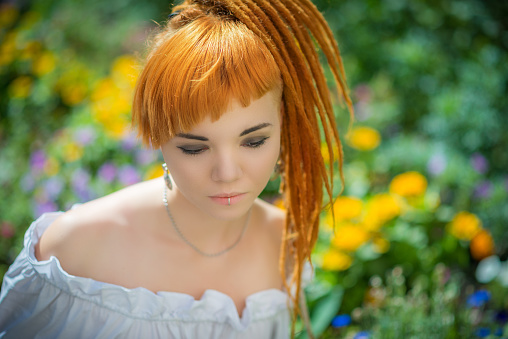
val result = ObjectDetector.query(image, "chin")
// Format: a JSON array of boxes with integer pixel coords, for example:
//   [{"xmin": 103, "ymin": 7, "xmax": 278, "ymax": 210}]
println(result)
[{"xmin": 204, "ymin": 198, "xmax": 256, "ymax": 221}]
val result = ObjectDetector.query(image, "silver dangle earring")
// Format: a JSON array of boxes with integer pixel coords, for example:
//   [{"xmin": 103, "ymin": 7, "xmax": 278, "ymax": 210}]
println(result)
[{"xmin": 162, "ymin": 163, "xmax": 173, "ymax": 190}]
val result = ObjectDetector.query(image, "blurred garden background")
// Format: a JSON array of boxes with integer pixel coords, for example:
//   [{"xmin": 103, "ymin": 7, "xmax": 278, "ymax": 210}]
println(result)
[{"xmin": 0, "ymin": 0, "xmax": 507, "ymax": 338}]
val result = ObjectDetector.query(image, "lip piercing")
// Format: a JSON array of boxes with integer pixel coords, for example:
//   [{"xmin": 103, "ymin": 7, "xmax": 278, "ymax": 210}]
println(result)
[{"xmin": 228, "ymin": 197, "xmax": 231, "ymax": 206}]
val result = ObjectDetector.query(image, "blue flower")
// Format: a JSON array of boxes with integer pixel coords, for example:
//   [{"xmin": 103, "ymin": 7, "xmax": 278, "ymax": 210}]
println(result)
[
  {"xmin": 467, "ymin": 290, "xmax": 491, "ymax": 308},
  {"xmin": 331, "ymin": 314, "xmax": 351, "ymax": 328},
  {"xmin": 495, "ymin": 310, "xmax": 507, "ymax": 323},
  {"xmin": 475, "ymin": 327, "xmax": 490, "ymax": 338},
  {"xmin": 354, "ymin": 331, "xmax": 370, "ymax": 339}
]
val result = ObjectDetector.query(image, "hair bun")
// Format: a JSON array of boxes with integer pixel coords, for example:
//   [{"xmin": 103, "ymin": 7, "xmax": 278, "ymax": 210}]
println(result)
[{"xmin": 170, "ymin": 0, "xmax": 236, "ymax": 29}]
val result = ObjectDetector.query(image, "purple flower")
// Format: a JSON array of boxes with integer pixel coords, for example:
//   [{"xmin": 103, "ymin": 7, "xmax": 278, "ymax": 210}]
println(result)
[
  {"xmin": 71, "ymin": 168, "xmax": 90, "ymax": 193},
  {"xmin": 135, "ymin": 148, "xmax": 157, "ymax": 165},
  {"xmin": 33, "ymin": 200, "xmax": 58, "ymax": 218},
  {"xmin": 20, "ymin": 173, "xmax": 36, "ymax": 192},
  {"xmin": 474, "ymin": 181, "xmax": 492, "ymax": 199},
  {"xmin": 471, "ymin": 153, "xmax": 489, "ymax": 174},
  {"xmin": 467, "ymin": 290, "xmax": 491, "ymax": 308},
  {"xmin": 75, "ymin": 188, "xmax": 94, "ymax": 202},
  {"xmin": 30, "ymin": 150, "xmax": 46, "ymax": 173},
  {"xmin": 98, "ymin": 163, "xmax": 117, "ymax": 183},
  {"xmin": 427, "ymin": 153, "xmax": 447, "ymax": 176},
  {"xmin": 121, "ymin": 132, "xmax": 138, "ymax": 151},
  {"xmin": 118, "ymin": 165, "xmax": 141, "ymax": 186},
  {"xmin": 331, "ymin": 314, "xmax": 351, "ymax": 328},
  {"xmin": 71, "ymin": 168, "xmax": 95, "ymax": 202},
  {"xmin": 74, "ymin": 126, "xmax": 97, "ymax": 146},
  {"xmin": 354, "ymin": 332, "xmax": 370, "ymax": 339},
  {"xmin": 43, "ymin": 177, "xmax": 64, "ymax": 200}
]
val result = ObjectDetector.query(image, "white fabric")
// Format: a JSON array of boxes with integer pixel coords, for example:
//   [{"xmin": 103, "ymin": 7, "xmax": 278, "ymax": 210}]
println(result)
[{"xmin": 0, "ymin": 212, "xmax": 291, "ymax": 339}]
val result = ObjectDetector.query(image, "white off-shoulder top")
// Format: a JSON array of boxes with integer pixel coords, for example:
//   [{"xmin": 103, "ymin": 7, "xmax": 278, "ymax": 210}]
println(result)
[{"xmin": 0, "ymin": 211, "xmax": 295, "ymax": 339}]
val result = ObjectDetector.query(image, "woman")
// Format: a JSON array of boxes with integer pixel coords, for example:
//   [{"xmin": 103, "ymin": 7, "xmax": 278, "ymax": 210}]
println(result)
[{"xmin": 0, "ymin": 0, "xmax": 352, "ymax": 338}]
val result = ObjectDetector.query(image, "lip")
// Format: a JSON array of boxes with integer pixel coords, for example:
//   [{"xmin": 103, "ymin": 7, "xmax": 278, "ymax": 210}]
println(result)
[{"xmin": 209, "ymin": 193, "xmax": 246, "ymax": 206}]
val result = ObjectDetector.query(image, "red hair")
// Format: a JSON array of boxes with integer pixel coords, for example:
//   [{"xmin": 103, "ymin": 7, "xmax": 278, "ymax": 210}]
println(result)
[{"xmin": 133, "ymin": 11, "xmax": 282, "ymax": 146}]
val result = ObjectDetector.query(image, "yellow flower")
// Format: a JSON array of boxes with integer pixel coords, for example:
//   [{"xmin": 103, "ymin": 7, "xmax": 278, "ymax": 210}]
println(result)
[
  {"xmin": 322, "ymin": 250, "xmax": 352, "ymax": 271},
  {"xmin": 470, "ymin": 229, "xmax": 495, "ymax": 261},
  {"xmin": 447, "ymin": 211, "xmax": 482, "ymax": 241},
  {"xmin": 0, "ymin": 4, "xmax": 19, "ymax": 27},
  {"xmin": 61, "ymin": 83, "xmax": 87, "ymax": 106},
  {"xmin": 372, "ymin": 236, "xmax": 390, "ymax": 253},
  {"xmin": 19, "ymin": 40, "xmax": 42, "ymax": 60},
  {"xmin": 0, "ymin": 43, "xmax": 15, "ymax": 66},
  {"xmin": 32, "ymin": 50, "xmax": 56, "ymax": 76},
  {"xmin": 144, "ymin": 164, "xmax": 164, "ymax": 181},
  {"xmin": 8, "ymin": 76, "xmax": 33, "ymax": 99},
  {"xmin": 389, "ymin": 171, "xmax": 428, "ymax": 197},
  {"xmin": 332, "ymin": 223, "xmax": 370, "ymax": 252},
  {"xmin": 112, "ymin": 55, "xmax": 139, "ymax": 88},
  {"xmin": 44, "ymin": 157, "xmax": 60, "ymax": 176},
  {"xmin": 103, "ymin": 119, "xmax": 129, "ymax": 139},
  {"xmin": 332, "ymin": 196, "xmax": 363, "ymax": 221},
  {"xmin": 363, "ymin": 193, "xmax": 401, "ymax": 230},
  {"xmin": 0, "ymin": 32, "xmax": 17, "ymax": 64},
  {"xmin": 347, "ymin": 126, "xmax": 381, "ymax": 151},
  {"xmin": 91, "ymin": 78, "xmax": 119, "ymax": 102},
  {"xmin": 63, "ymin": 143, "xmax": 84, "ymax": 162},
  {"xmin": 320, "ymin": 143, "xmax": 339, "ymax": 165},
  {"xmin": 57, "ymin": 67, "xmax": 90, "ymax": 105}
]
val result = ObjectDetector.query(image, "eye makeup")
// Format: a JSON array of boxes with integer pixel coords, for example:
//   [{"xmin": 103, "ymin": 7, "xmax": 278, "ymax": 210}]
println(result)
[
  {"xmin": 176, "ymin": 136, "xmax": 270, "ymax": 156},
  {"xmin": 177, "ymin": 145, "xmax": 209, "ymax": 155},
  {"xmin": 242, "ymin": 136, "xmax": 270, "ymax": 148}
]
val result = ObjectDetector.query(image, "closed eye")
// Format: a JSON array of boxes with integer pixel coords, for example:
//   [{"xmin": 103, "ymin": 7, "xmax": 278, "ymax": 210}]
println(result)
[
  {"xmin": 177, "ymin": 146, "xmax": 209, "ymax": 155},
  {"xmin": 242, "ymin": 137, "xmax": 269, "ymax": 148}
]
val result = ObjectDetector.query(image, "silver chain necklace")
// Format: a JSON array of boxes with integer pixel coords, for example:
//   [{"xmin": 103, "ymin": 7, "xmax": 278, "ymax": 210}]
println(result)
[{"xmin": 162, "ymin": 185, "xmax": 251, "ymax": 257}]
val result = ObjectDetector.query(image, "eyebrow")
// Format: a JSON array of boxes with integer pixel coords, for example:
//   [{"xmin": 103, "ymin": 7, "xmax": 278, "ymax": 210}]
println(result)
[
  {"xmin": 240, "ymin": 122, "xmax": 272, "ymax": 136},
  {"xmin": 176, "ymin": 122, "xmax": 272, "ymax": 141}
]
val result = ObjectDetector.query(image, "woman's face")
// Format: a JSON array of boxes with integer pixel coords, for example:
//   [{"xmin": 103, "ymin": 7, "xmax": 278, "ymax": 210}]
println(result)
[{"xmin": 161, "ymin": 90, "xmax": 281, "ymax": 220}]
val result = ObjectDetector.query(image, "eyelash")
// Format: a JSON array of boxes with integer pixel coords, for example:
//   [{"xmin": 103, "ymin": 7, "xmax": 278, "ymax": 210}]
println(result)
[
  {"xmin": 243, "ymin": 137, "xmax": 269, "ymax": 149},
  {"xmin": 178, "ymin": 137, "xmax": 269, "ymax": 156}
]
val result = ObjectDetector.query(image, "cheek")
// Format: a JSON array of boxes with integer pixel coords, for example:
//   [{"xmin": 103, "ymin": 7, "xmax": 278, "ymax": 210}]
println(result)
[
  {"xmin": 246, "ymin": 141, "xmax": 280, "ymax": 182},
  {"xmin": 162, "ymin": 150, "xmax": 204, "ymax": 189},
  {"xmin": 167, "ymin": 158, "xmax": 202, "ymax": 184}
]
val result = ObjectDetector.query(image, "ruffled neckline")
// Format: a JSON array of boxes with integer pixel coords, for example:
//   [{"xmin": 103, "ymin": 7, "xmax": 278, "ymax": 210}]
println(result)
[{"xmin": 24, "ymin": 211, "xmax": 289, "ymax": 330}]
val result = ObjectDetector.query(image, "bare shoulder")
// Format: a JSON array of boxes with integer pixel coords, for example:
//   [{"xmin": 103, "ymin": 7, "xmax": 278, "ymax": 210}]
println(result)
[
  {"xmin": 35, "ymin": 177, "xmax": 163, "ymax": 274},
  {"xmin": 34, "ymin": 194, "xmax": 127, "ymax": 274}
]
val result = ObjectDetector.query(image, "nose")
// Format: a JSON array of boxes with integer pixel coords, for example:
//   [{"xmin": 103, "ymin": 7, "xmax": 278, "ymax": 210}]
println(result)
[{"xmin": 211, "ymin": 149, "xmax": 242, "ymax": 183}]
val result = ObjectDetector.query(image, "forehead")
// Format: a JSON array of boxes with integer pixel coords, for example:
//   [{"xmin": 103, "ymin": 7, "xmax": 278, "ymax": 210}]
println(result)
[{"xmin": 183, "ymin": 90, "xmax": 281, "ymax": 137}]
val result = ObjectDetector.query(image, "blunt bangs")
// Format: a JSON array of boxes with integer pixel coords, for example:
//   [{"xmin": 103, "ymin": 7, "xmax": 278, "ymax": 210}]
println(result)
[{"xmin": 133, "ymin": 16, "xmax": 282, "ymax": 147}]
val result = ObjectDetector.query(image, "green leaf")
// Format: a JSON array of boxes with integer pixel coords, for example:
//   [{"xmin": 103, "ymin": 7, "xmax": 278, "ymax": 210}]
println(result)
[{"xmin": 297, "ymin": 285, "xmax": 344, "ymax": 339}]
